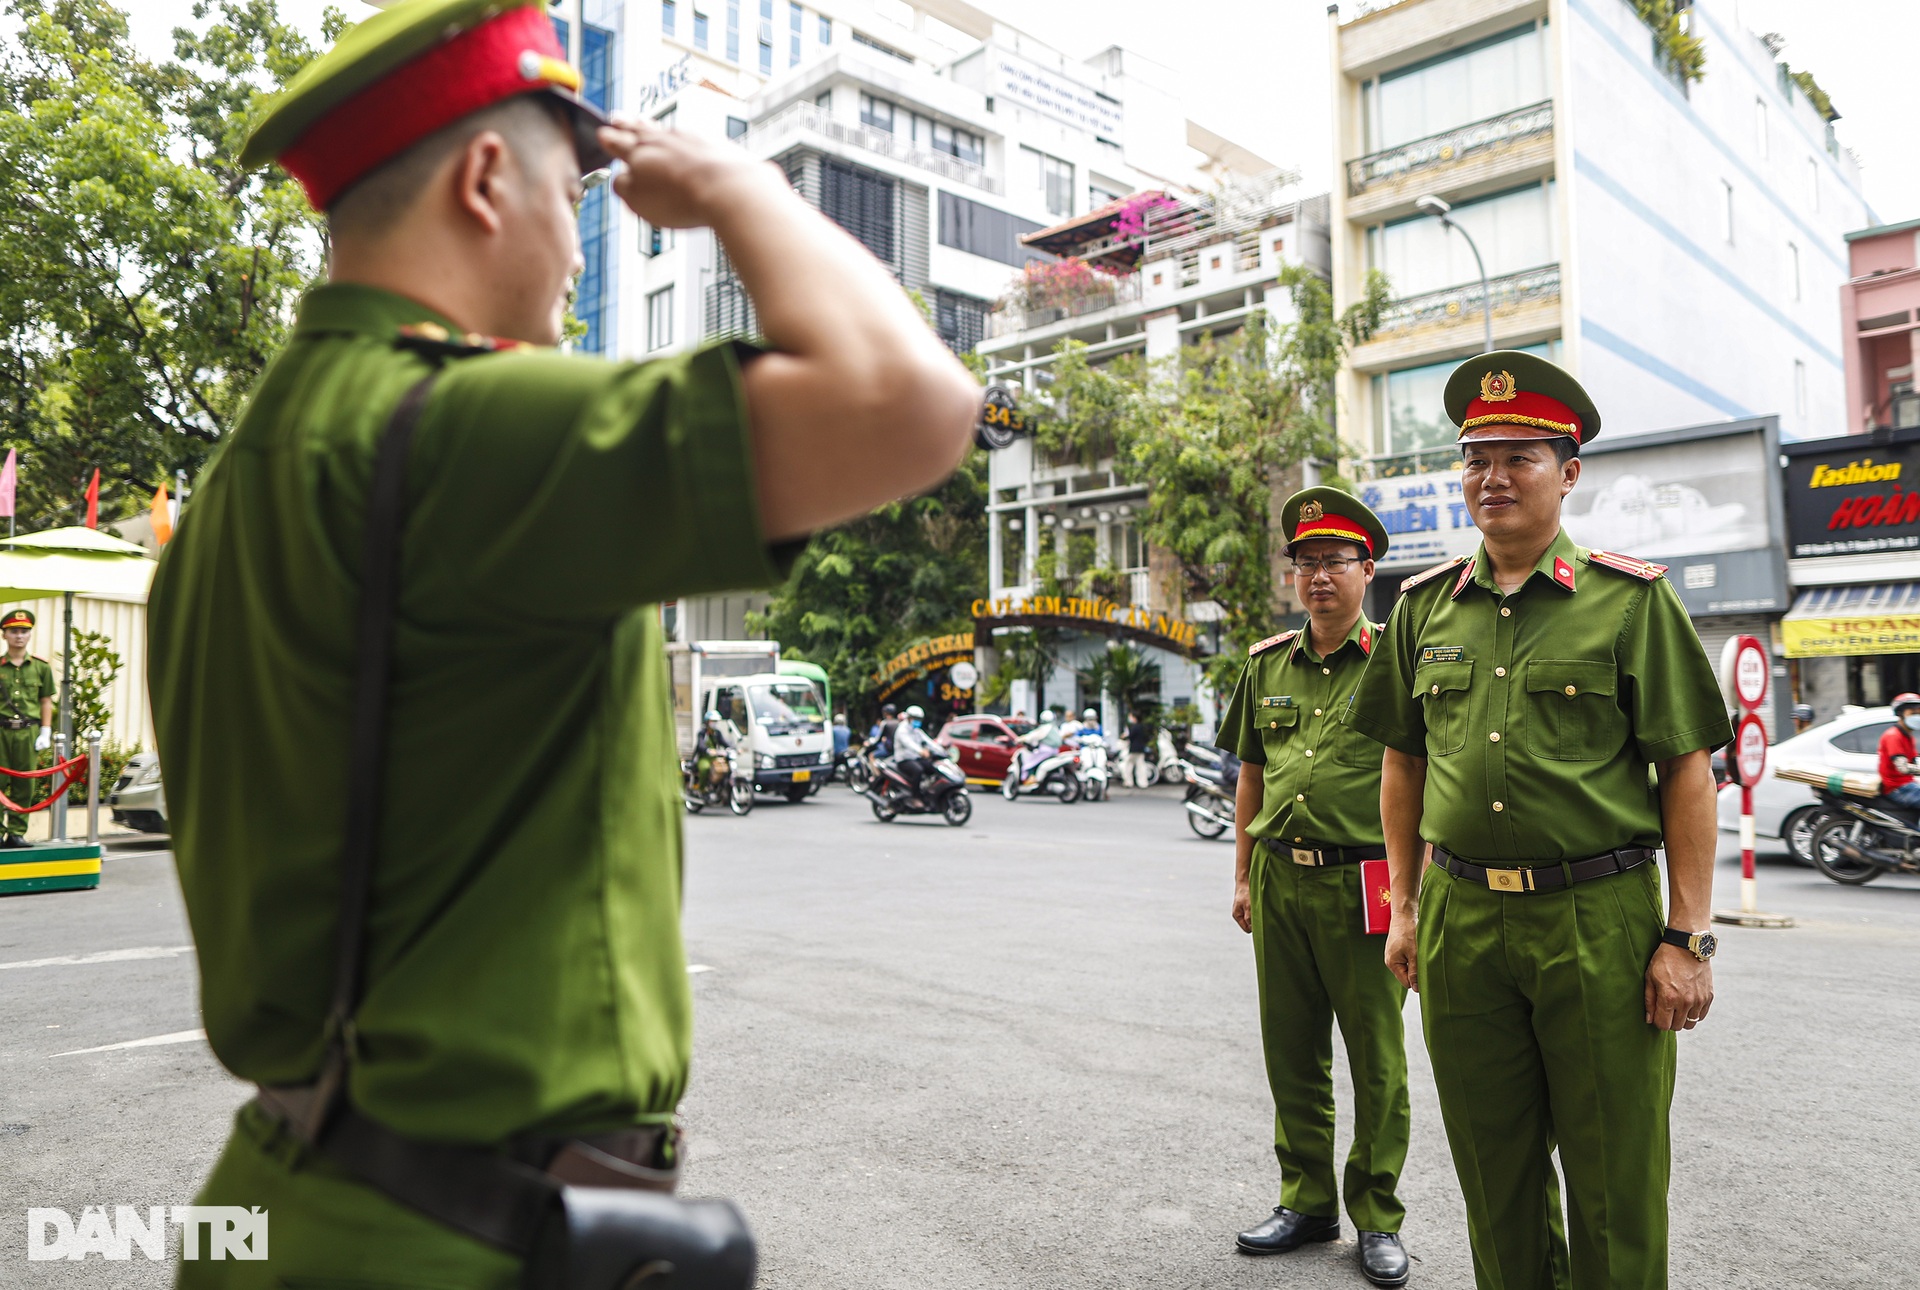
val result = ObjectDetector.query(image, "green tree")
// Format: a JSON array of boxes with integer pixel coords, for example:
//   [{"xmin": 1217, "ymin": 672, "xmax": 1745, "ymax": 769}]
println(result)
[
  {"xmin": 0, "ymin": 0, "xmax": 339, "ymax": 529},
  {"xmin": 1076, "ymin": 643, "xmax": 1161, "ymax": 721},
  {"xmin": 59, "ymin": 626, "xmax": 119, "ymax": 739}
]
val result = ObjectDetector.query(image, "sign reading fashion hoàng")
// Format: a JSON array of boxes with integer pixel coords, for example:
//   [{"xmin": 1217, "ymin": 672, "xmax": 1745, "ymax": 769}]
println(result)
[{"xmin": 1782, "ymin": 432, "xmax": 1920, "ymax": 559}]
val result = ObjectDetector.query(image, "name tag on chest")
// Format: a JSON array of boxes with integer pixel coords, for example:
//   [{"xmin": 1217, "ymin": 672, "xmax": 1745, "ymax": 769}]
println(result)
[{"xmin": 1420, "ymin": 646, "xmax": 1465, "ymax": 663}]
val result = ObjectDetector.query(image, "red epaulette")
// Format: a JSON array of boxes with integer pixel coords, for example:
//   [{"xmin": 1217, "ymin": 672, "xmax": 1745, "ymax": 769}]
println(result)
[
  {"xmin": 1585, "ymin": 549, "xmax": 1669, "ymax": 581},
  {"xmin": 396, "ymin": 323, "xmax": 529, "ymax": 358},
  {"xmin": 1249, "ymin": 630, "xmax": 1296, "ymax": 657},
  {"xmin": 1397, "ymin": 555, "xmax": 1468, "ymax": 595}
]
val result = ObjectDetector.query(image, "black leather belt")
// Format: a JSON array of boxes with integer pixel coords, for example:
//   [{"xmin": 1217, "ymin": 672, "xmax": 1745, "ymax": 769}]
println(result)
[
  {"xmin": 1431, "ymin": 845, "xmax": 1656, "ymax": 894},
  {"xmin": 0, "ymin": 717, "xmax": 32, "ymax": 730},
  {"xmin": 1265, "ymin": 839, "xmax": 1385, "ymax": 868}
]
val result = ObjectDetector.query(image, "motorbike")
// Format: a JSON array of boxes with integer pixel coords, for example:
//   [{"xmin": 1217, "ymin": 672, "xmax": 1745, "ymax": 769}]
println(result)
[
  {"xmin": 1177, "ymin": 742, "xmax": 1240, "ymax": 841},
  {"xmin": 1134, "ymin": 726, "xmax": 1185, "ymax": 787},
  {"xmin": 682, "ymin": 746, "xmax": 753, "ymax": 817},
  {"xmin": 866, "ymin": 753, "xmax": 972, "ymax": 826},
  {"xmin": 1000, "ymin": 741, "xmax": 1082, "ymax": 804},
  {"xmin": 1807, "ymin": 788, "xmax": 1920, "ymax": 884},
  {"xmin": 1072, "ymin": 734, "xmax": 1111, "ymax": 802}
]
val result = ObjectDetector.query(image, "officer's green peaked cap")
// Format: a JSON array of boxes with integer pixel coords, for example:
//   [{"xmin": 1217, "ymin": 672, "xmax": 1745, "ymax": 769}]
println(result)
[
  {"xmin": 1280, "ymin": 486, "xmax": 1389, "ymax": 561},
  {"xmin": 242, "ymin": 0, "xmax": 610, "ymax": 210},
  {"xmin": 1443, "ymin": 349, "xmax": 1603, "ymax": 446}
]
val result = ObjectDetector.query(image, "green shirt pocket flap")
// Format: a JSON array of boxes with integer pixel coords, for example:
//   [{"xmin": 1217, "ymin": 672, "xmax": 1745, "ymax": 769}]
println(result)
[
  {"xmin": 1524, "ymin": 660, "xmax": 1617, "ymax": 699},
  {"xmin": 1413, "ymin": 659, "xmax": 1474, "ymax": 698},
  {"xmin": 1259, "ymin": 703, "xmax": 1299, "ymax": 730}
]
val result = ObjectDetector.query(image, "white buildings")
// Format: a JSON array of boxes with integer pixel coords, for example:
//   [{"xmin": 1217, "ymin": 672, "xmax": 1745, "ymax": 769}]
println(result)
[{"xmin": 1328, "ymin": 0, "xmax": 1873, "ymax": 502}]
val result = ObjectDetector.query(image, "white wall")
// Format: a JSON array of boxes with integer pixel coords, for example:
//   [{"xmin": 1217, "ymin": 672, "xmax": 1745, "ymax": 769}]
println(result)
[{"xmin": 5, "ymin": 595, "xmax": 153, "ymax": 750}]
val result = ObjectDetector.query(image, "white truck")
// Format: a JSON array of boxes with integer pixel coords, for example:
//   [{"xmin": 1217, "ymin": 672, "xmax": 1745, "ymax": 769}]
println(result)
[{"xmin": 669, "ymin": 641, "xmax": 834, "ymax": 803}]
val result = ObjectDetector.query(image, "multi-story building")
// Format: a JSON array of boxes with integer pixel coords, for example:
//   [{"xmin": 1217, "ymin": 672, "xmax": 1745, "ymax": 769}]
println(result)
[
  {"xmin": 1327, "ymin": 0, "xmax": 1873, "ymax": 509},
  {"xmin": 542, "ymin": 0, "xmax": 1258, "ymax": 647},
  {"xmin": 1840, "ymin": 216, "xmax": 1920, "ymax": 435},
  {"xmin": 975, "ymin": 175, "xmax": 1329, "ymax": 726}
]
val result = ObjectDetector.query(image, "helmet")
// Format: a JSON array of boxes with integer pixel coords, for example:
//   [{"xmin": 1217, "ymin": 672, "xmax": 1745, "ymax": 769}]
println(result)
[
  {"xmin": 1082, "ymin": 708, "xmax": 1097, "ymax": 721},
  {"xmin": 882, "ymin": 703, "xmax": 897, "ymax": 715},
  {"xmin": 905, "ymin": 705, "xmax": 925, "ymax": 720},
  {"xmin": 1040, "ymin": 709, "xmax": 1056, "ymax": 722},
  {"xmin": 1894, "ymin": 692, "xmax": 1920, "ymax": 715},
  {"xmin": 704, "ymin": 709, "xmax": 722, "ymax": 723},
  {"xmin": 833, "ymin": 713, "xmax": 846, "ymax": 726}
]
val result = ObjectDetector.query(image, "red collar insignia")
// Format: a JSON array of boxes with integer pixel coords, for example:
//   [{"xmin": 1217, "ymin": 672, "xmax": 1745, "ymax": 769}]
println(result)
[
  {"xmin": 1450, "ymin": 555, "xmax": 1477, "ymax": 599},
  {"xmin": 1552, "ymin": 557, "xmax": 1576, "ymax": 591},
  {"xmin": 1358, "ymin": 624, "xmax": 1373, "ymax": 655}
]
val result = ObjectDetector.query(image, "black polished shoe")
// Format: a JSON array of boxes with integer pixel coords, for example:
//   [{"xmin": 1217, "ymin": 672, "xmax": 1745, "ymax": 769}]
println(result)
[
  {"xmin": 1235, "ymin": 1207, "xmax": 1339, "ymax": 1255},
  {"xmin": 1358, "ymin": 1231, "xmax": 1410, "ymax": 1287}
]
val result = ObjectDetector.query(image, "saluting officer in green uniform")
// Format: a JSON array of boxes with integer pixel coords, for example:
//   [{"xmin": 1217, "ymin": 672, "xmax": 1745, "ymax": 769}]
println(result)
[
  {"xmin": 1343, "ymin": 352, "xmax": 1729, "ymax": 1290},
  {"xmin": 0, "ymin": 608, "xmax": 55, "ymax": 846},
  {"xmin": 1217, "ymin": 488, "xmax": 1411, "ymax": 1288},
  {"xmin": 147, "ymin": 0, "xmax": 978, "ymax": 1283}
]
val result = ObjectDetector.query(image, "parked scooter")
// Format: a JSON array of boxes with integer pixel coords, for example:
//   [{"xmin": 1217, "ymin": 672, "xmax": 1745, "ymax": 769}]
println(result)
[
  {"xmin": 1071, "ymin": 734, "xmax": 1111, "ymax": 802},
  {"xmin": 866, "ymin": 752, "xmax": 972, "ymax": 826},
  {"xmin": 1001, "ymin": 742, "xmax": 1083, "ymax": 804},
  {"xmin": 1177, "ymin": 742, "xmax": 1240, "ymax": 840},
  {"xmin": 682, "ymin": 748, "xmax": 753, "ymax": 817},
  {"xmin": 1808, "ymin": 788, "xmax": 1920, "ymax": 884}
]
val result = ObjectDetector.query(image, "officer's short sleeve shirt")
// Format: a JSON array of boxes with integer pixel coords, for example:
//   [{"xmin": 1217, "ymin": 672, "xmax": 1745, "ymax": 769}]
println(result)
[
  {"xmin": 148, "ymin": 284, "xmax": 795, "ymax": 1141},
  {"xmin": 0, "ymin": 655, "xmax": 55, "ymax": 719},
  {"xmin": 1216, "ymin": 618, "xmax": 1386, "ymax": 848},
  {"xmin": 1344, "ymin": 530, "xmax": 1732, "ymax": 862}
]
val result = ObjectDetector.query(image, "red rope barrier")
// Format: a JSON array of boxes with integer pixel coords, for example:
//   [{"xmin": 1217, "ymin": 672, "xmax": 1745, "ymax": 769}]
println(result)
[{"xmin": 0, "ymin": 756, "xmax": 89, "ymax": 815}]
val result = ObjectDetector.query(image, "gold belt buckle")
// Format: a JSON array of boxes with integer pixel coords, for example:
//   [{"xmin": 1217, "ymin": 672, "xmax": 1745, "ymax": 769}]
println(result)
[
  {"xmin": 1484, "ymin": 866, "xmax": 1534, "ymax": 892},
  {"xmin": 1291, "ymin": 847, "xmax": 1319, "ymax": 866}
]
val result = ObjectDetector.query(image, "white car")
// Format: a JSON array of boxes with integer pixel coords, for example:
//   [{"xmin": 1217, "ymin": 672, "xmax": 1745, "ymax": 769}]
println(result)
[{"xmin": 1716, "ymin": 706, "xmax": 1895, "ymax": 863}]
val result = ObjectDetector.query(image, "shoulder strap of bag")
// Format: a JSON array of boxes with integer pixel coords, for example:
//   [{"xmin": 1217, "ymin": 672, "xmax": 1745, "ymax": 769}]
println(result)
[{"xmin": 305, "ymin": 373, "xmax": 438, "ymax": 1135}]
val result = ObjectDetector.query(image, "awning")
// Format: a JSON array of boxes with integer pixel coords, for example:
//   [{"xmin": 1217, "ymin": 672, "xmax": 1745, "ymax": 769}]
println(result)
[{"xmin": 1780, "ymin": 582, "xmax": 1920, "ymax": 657}]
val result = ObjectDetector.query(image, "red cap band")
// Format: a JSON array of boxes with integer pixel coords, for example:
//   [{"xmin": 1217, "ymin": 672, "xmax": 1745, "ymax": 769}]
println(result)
[
  {"xmin": 1292, "ymin": 513, "xmax": 1373, "ymax": 555},
  {"xmin": 281, "ymin": 6, "xmax": 575, "ymax": 210},
  {"xmin": 1460, "ymin": 389, "xmax": 1583, "ymax": 442}
]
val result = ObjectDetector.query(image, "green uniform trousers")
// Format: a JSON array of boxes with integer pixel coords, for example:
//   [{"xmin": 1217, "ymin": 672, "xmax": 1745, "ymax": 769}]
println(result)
[
  {"xmin": 1250, "ymin": 843, "xmax": 1410, "ymax": 1232},
  {"xmin": 1418, "ymin": 861, "xmax": 1675, "ymax": 1290},
  {"xmin": 0, "ymin": 725, "xmax": 41, "ymax": 838},
  {"xmin": 176, "ymin": 1103, "xmax": 519, "ymax": 1289}
]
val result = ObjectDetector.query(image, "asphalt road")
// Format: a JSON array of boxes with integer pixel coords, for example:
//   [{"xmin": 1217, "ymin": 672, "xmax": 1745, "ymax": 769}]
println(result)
[{"xmin": 1, "ymin": 790, "xmax": 1916, "ymax": 1287}]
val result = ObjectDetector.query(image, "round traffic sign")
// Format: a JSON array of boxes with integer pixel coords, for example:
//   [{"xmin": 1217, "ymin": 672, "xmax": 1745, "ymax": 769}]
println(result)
[
  {"xmin": 949, "ymin": 661, "xmax": 979, "ymax": 690},
  {"xmin": 1733, "ymin": 712, "xmax": 1768, "ymax": 785},
  {"xmin": 1719, "ymin": 634, "xmax": 1769, "ymax": 711}
]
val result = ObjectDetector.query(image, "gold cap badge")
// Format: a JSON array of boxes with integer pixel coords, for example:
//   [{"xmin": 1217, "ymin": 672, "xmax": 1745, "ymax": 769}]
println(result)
[
  {"xmin": 1480, "ymin": 370, "xmax": 1519, "ymax": 403},
  {"xmin": 1299, "ymin": 500, "xmax": 1324, "ymax": 523}
]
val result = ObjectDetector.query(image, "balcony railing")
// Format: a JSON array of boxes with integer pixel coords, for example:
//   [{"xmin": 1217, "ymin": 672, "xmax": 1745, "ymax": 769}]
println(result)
[
  {"xmin": 1375, "ymin": 263, "xmax": 1561, "ymax": 333},
  {"xmin": 739, "ymin": 101, "xmax": 999, "ymax": 193},
  {"xmin": 1347, "ymin": 101, "xmax": 1553, "ymax": 196},
  {"xmin": 985, "ymin": 272, "xmax": 1145, "ymax": 339},
  {"xmin": 1361, "ymin": 447, "xmax": 1462, "ymax": 481}
]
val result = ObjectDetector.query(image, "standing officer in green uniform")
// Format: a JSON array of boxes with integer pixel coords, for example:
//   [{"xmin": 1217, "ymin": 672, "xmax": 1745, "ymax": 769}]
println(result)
[
  {"xmin": 1343, "ymin": 352, "xmax": 1729, "ymax": 1290},
  {"xmin": 1217, "ymin": 488, "xmax": 1411, "ymax": 1288},
  {"xmin": 0, "ymin": 608, "xmax": 55, "ymax": 846},
  {"xmin": 146, "ymin": 0, "xmax": 978, "ymax": 1283}
]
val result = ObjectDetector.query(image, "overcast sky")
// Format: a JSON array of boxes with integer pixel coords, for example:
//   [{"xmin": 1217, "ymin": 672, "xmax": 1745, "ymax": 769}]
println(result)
[{"xmin": 129, "ymin": 0, "xmax": 1918, "ymax": 222}]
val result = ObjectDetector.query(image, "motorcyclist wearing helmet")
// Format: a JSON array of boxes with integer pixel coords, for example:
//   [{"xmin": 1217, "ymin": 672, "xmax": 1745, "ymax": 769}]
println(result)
[
  {"xmin": 1078, "ymin": 707, "xmax": 1103, "ymax": 738},
  {"xmin": 1014, "ymin": 708, "xmax": 1062, "ymax": 784},
  {"xmin": 872, "ymin": 702, "xmax": 901, "ymax": 758},
  {"xmin": 691, "ymin": 708, "xmax": 737, "ymax": 786},
  {"xmin": 891, "ymin": 704, "xmax": 939, "ymax": 796},
  {"xmin": 1879, "ymin": 693, "xmax": 1920, "ymax": 808}
]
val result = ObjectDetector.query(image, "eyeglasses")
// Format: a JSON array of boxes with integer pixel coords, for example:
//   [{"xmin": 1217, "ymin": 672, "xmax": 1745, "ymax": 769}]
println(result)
[{"xmin": 1290, "ymin": 557, "xmax": 1361, "ymax": 576}]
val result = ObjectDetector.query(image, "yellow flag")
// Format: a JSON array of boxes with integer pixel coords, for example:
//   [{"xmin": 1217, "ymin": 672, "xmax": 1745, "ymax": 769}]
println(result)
[{"xmin": 151, "ymin": 483, "xmax": 173, "ymax": 547}]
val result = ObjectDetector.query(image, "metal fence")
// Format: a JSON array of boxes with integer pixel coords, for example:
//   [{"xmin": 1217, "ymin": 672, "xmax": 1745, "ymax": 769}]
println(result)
[
  {"xmin": 1376, "ymin": 263, "xmax": 1561, "ymax": 333},
  {"xmin": 1346, "ymin": 101, "xmax": 1554, "ymax": 196}
]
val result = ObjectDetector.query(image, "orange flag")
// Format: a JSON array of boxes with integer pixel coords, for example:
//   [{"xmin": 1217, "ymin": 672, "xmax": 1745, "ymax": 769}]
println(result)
[
  {"xmin": 150, "ymin": 483, "xmax": 173, "ymax": 547},
  {"xmin": 83, "ymin": 468, "xmax": 99, "ymax": 528}
]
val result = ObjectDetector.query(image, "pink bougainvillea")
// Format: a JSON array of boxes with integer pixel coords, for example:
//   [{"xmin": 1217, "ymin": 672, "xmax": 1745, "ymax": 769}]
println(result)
[
  {"xmin": 1003, "ymin": 257, "xmax": 1121, "ymax": 313},
  {"xmin": 1108, "ymin": 191, "xmax": 1179, "ymax": 244}
]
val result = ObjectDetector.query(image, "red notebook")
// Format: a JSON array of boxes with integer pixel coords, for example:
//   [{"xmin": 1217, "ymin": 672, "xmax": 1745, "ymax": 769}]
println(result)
[{"xmin": 1361, "ymin": 859, "xmax": 1392, "ymax": 935}]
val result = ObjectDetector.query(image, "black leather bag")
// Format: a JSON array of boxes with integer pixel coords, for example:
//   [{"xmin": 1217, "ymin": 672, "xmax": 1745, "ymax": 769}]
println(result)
[{"xmin": 527, "ymin": 1190, "xmax": 757, "ymax": 1290}]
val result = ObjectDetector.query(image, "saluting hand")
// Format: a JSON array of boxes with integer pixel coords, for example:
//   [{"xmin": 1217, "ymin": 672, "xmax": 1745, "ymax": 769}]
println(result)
[
  {"xmin": 597, "ymin": 117, "xmax": 786, "ymax": 231},
  {"xmin": 1385, "ymin": 913, "xmax": 1418, "ymax": 993},
  {"xmin": 1645, "ymin": 944, "xmax": 1713, "ymax": 1031}
]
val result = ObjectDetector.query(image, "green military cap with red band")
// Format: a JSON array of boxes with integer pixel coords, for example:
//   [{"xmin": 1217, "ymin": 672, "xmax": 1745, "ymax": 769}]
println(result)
[
  {"xmin": 241, "ymin": 0, "xmax": 613, "ymax": 211},
  {"xmin": 1443, "ymin": 349, "xmax": 1604, "ymax": 447},
  {"xmin": 0, "ymin": 610, "xmax": 33, "ymax": 630},
  {"xmin": 1279, "ymin": 487, "xmax": 1390, "ymax": 562}
]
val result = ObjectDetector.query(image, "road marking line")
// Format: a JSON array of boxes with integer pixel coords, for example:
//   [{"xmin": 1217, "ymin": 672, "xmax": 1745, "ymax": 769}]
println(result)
[
  {"xmin": 688, "ymin": 964, "xmax": 713, "ymax": 974},
  {"xmin": 0, "ymin": 945, "xmax": 193, "ymax": 972},
  {"xmin": 52, "ymin": 1029, "xmax": 206, "ymax": 1058}
]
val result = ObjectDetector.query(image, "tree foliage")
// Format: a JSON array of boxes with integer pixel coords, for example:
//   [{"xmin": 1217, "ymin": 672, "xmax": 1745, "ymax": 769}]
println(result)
[
  {"xmin": 1033, "ymin": 264, "xmax": 1389, "ymax": 692},
  {"xmin": 0, "ymin": 0, "xmax": 338, "ymax": 529}
]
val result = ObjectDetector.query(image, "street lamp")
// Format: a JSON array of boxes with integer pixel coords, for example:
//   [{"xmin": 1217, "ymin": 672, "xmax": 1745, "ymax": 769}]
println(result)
[{"xmin": 1415, "ymin": 194, "xmax": 1493, "ymax": 354}]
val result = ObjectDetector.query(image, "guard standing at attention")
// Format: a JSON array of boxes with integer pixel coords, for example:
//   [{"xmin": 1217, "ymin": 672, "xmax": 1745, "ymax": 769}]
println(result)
[
  {"xmin": 1216, "ymin": 487, "xmax": 1411, "ymax": 1289},
  {"xmin": 0, "ymin": 608, "xmax": 55, "ymax": 846},
  {"xmin": 1343, "ymin": 351, "xmax": 1730, "ymax": 1290},
  {"xmin": 145, "ymin": 0, "xmax": 979, "ymax": 1283}
]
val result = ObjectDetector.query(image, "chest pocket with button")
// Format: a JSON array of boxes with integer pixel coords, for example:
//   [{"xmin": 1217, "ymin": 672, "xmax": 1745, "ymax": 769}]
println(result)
[
  {"xmin": 1524, "ymin": 660, "xmax": 1620, "ymax": 761},
  {"xmin": 1413, "ymin": 660, "xmax": 1473, "ymax": 756},
  {"xmin": 1258, "ymin": 700, "xmax": 1299, "ymax": 764},
  {"xmin": 1332, "ymin": 696, "xmax": 1384, "ymax": 769}
]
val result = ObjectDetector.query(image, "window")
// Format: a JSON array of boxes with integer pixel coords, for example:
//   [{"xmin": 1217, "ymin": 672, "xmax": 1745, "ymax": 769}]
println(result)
[
  {"xmin": 1373, "ymin": 342, "xmax": 1557, "ymax": 457},
  {"xmin": 758, "ymin": 39, "xmax": 771, "ymax": 73},
  {"xmin": 640, "ymin": 221, "xmax": 672, "ymax": 255},
  {"xmin": 549, "ymin": 15, "xmax": 569, "ymax": 53},
  {"xmin": 1370, "ymin": 23, "xmax": 1546, "ymax": 151},
  {"xmin": 573, "ymin": 23, "xmax": 616, "ymax": 356},
  {"xmin": 933, "ymin": 288, "xmax": 989, "ymax": 354},
  {"xmin": 814, "ymin": 88, "xmax": 831, "ymax": 110},
  {"xmin": 726, "ymin": 115, "xmax": 748, "ymax": 139},
  {"xmin": 1088, "ymin": 177, "xmax": 1127, "ymax": 208},
  {"xmin": 1020, "ymin": 146, "xmax": 1073, "ymax": 217},
  {"xmin": 661, "ymin": 0, "xmax": 676, "ymax": 37},
  {"xmin": 580, "ymin": 23, "xmax": 612, "ymax": 109},
  {"xmin": 789, "ymin": 1, "xmax": 802, "ymax": 65},
  {"xmin": 1366, "ymin": 182, "xmax": 1554, "ymax": 299},
  {"xmin": 852, "ymin": 30, "xmax": 912, "ymax": 62},
  {"xmin": 938, "ymin": 192, "xmax": 1046, "ymax": 266},
  {"xmin": 1831, "ymin": 722, "xmax": 1894, "ymax": 755},
  {"xmin": 1794, "ymin": 359, "xmax": 1808, "ymax": 418},
  {"xmin": 647, "ymin": 286, "xmax": 675, "ymax": 351},
  {"xmin": 1720, "ymin": 179, "xmax": 1734, "ymax": 244},
  {"xmin": 1788, "ymin": 241, "xmax": 1801, "ymax": 301},
  {"xmin": 859, "ymin": 92, "xmax": 894, "ymax": 132},
  {"xmin": 820, "ymin": 157, "xmax": 896, "ymax": 268},
  {"xmin": 693, "ymin": 8, "xmax": 707, "ymax": 48},
  {"xmin": 818, "ymin": 14, "xmax": 830, "ymax": 42},
  {"xmin": 725, "ymin": 0, "xmax": 738, "ymax": 61},
  {"xmin": 1808, "ymin": 157, "xmax": 1820, "ymax": 211},
  {"xmin": 1755, "ymin": 97, "xmax": 1768, "ymax": 158}
]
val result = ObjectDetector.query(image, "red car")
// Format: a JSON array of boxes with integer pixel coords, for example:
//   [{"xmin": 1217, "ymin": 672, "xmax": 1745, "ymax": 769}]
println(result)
[{"xmin": 936, "ymin": 714, "xmax": 1034, "ymax": 785}]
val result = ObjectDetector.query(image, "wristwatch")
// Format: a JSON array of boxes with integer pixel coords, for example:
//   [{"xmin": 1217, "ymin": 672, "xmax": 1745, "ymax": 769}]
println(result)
[{"xmin": 1661, "ymin": 927, "xmax": 1717, "ymax": 961}]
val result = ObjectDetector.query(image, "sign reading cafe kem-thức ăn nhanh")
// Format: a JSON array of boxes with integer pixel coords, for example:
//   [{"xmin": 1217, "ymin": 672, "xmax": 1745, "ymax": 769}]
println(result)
[{"xmin": 972, "ymin": 595, "xmax": 1201, "ymax": 656}]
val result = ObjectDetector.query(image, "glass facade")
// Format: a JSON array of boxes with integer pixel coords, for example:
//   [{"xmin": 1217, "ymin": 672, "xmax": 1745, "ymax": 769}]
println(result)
[
  {"xmin": 1366, "ymin": 182, "xmax": 1555, "ymax": 299},
  {"xmin": 1367, "ymin": 23, "xmax": 1546, "ymax": 152},
  {"xmin": 1372, "ymin": 341, "xmax": 1557, "ymax": 459},
  {"xmin": 693, "ymin": 9, "xmax": 706, "ymax": 48},
  {"xmin": 726, "ymin": 0, "xmax": 739, "ymax": 61},
  {"xmin": 660, "ymin": 0, "xmax": 674, "ymax": 36},
  {"xmin": 789, "ymin": 1, "xmax": 802, "ymax": 65},
  {"xmin": 574, "ymin": 22, "xmax": 615, "ymax": 355}
]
